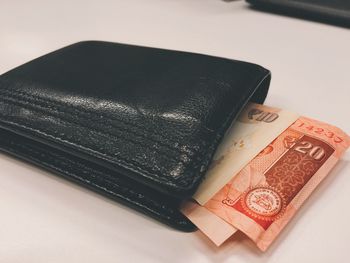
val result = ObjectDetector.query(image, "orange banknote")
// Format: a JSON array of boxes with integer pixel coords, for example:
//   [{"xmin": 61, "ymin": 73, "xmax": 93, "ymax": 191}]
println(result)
[{"xmin": 204, "ymin": 116, "xmax": 350, "ymax": 251}]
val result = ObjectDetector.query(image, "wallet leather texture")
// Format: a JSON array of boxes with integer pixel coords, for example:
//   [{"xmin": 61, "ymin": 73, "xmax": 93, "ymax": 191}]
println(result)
[
  {"xmin": 247, "ymin": 0, "xmax": 350, "ymax": 27},
  {"xmin": 0, "ymin": 41, "xmax": 270, "ymax": 231}
]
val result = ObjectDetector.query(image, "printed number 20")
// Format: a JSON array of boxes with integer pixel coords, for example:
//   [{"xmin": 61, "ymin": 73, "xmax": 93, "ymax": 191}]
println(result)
[{"xmin": 295, "ymin": 141, "xmax": 325, "ymax": 161}]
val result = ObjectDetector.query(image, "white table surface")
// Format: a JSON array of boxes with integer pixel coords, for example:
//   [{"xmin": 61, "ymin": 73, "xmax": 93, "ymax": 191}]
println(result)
[{"xmin": 1, "ymin": 1, "xmax": 349, "ymax": 262}]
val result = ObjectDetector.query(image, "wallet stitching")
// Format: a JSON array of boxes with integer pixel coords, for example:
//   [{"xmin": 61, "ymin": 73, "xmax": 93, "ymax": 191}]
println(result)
[
  {"xmin": 0, "ymin": 95, "xmax": 186, "ymax": 160},
  {"xmin": 0, "ymin": 93, "xmax": 212, "ymax": 188},
  {"xmin": 0, "ymin": 87, "xmax": 214, "ymax": 139},
  {"xmin": 0, "ymin": 111, "xmax": 206, "ymax": 188},
  {"xmin": 0, "ymin": 88, "xmax": 206, "ymax": 153},
  {"xmin": 1, "ymin": 141, "xmax": 188, "ymax": 224}
]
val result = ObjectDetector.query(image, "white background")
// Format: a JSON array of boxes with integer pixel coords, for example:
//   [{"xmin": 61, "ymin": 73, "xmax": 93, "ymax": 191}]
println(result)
[{"xmin": 0, "ymin": 0, "xmax": 349, "ymax": 262}]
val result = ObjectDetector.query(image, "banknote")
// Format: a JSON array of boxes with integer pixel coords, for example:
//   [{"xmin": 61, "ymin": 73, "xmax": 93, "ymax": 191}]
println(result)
[
  {"xmin": 204, "ymin": 116, "xmax": 350, "ymax": 251},
  {"xmin": 193, "ymin": 103, "xmax": 299, "ymax": 205}
]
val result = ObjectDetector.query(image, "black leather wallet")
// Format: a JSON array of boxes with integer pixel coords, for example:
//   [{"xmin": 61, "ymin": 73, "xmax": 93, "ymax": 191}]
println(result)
[
  {"xmin": 0, "ymin": 41, "xmax": 270, "ymax": 231},
  {"xmin": 247, "ymin": 0, "xmax": 350, "ymax": 27}
]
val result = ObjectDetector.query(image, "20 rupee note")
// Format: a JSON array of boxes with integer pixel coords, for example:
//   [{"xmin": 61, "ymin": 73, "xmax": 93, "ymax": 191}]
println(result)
[{"xmin": 204, "ymin": 116, "xmax": 350, "ymax": 250}]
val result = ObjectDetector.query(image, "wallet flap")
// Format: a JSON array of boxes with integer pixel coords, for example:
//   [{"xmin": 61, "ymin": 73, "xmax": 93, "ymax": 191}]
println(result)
[{"xmin": 0, "ymin": 41, "xmax": 270, "ymax": 198}]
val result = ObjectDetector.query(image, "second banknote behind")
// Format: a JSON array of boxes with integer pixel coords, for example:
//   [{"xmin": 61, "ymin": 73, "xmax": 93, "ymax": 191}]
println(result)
[{"xmin": 193, "ymin": 103, "xmax": 299, "ymax": 205}]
